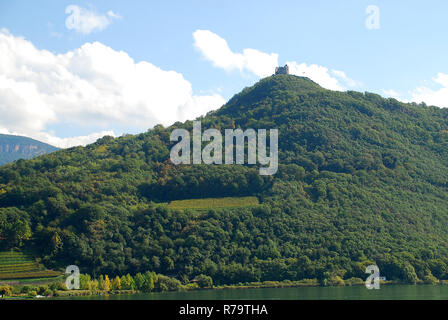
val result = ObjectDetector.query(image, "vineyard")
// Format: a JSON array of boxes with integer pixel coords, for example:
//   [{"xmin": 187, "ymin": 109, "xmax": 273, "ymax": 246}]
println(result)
[
  {"xmin": 0, "ymin": 251, "xmax": 61, "ymax": 280},
  {"xmin": 168, "ymin": 196, "xmax": 259, "ymax": 210}
]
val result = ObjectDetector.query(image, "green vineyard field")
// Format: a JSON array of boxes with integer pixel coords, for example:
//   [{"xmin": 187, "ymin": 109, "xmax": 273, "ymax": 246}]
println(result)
[
  {"xmin": 0, "ymin": 251, "xmax": 61, "ymax": 280},
  {"xmin": 168, "ymin": 196, "xmax": 260, "ymax": 210}
]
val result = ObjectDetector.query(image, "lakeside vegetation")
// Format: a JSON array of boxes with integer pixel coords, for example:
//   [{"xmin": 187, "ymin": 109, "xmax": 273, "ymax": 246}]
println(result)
[
  {"xmin": 0, "ymin": 271, "xmax": 208, "ymax": 298},
  {"xmin": 2, "ymin": 273, "xmax": 447, "ymax": 299},
  {"xmin": 3, "ymin": 75, "xmax": 448, "ymax": 288}
]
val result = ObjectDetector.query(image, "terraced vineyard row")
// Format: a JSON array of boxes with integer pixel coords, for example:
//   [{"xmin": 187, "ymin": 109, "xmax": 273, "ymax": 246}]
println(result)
[
  {"xmin": 168, "ymin": 196, "xmax": 260, "ymax": 210},
  {"xmin": 0, "ymin": 251, "xmax": 61, "ymax": 280},
  {"xmin": 0, "ymin": 270, "xmax": 61, "ymax": 280},
  {"xmin": 0, "ymin": 263, "xmax": 41, "ymax": 273}
]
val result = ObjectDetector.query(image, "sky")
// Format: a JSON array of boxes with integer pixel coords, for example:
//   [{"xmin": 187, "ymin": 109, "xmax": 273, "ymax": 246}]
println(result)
[{"xmin": 0, "ymin": 0, "xmax": 448, "ymax": 148}]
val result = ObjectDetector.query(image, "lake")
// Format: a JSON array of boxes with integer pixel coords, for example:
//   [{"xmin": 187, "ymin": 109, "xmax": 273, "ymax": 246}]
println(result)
[{"xmin": 59, "ymin": 285, "xmax": 448, "ymax": 300}]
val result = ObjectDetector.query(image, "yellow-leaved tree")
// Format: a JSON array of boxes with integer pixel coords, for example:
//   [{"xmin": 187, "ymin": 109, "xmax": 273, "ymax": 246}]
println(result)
[
  {"xmin": 112, "ymin": 276, "xmax": 122, "ymax": 290},
  {"xmin": 104, "ymin": 275, "xmax": 111, "ymax": 291}
]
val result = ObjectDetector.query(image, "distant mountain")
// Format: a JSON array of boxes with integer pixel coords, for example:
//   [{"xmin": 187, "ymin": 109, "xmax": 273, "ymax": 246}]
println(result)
[{"xmin": 0, "ymin": 134, "xmax": 59, "ymax": 166}]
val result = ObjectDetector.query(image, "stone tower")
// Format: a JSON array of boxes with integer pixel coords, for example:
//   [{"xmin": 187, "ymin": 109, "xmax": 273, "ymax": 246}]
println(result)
[{"xmin": 275, "ymin": 64, "xmax": 289, "ymax": 75}]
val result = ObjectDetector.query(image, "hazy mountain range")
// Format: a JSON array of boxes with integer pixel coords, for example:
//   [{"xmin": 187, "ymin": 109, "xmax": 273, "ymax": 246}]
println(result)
[{"xmin": 0, "ymin": 134, "xmax": 58, "ymax": 166}]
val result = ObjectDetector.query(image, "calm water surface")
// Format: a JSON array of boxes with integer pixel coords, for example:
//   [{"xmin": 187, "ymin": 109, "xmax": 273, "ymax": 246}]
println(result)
[{"xmin": 59, "ymin": 285, "xmax": 448, "ymax": 300}]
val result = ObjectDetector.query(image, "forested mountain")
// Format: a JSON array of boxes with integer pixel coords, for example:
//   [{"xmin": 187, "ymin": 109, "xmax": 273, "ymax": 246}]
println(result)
[
  {"xmin": 2, "ymin": 75, "xmax": 448, "ymax": 285},
  {"xmin": 0, "ymin": 134, "xmax": 58, "ymax": 166}
]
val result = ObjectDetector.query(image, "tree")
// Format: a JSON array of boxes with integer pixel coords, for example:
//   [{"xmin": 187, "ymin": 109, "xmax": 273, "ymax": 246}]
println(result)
[
  {"xmin": 0, "ymin": 207, "xmax": 32, "ymax": 249},
  {"xmin": 155, "ymin": 274, "xmax": 182, "ymax": 292},
  {"xmin": 126, "ymin": 274, "xmax": 135, "ymax": 290},
  {"xmin": 120, "ymin": 275, "xmax": 129, "ymax": 290},
  {"xmin": 134, "ymin": 273, "xmax": 145, "ymax": 291},
  {"xmin": 428, "ymin": 259, "xmax": 447, "ymax": 279},
  {"xmin": 112, "ymin": 276, "xmax": 122, "ymax": 290},
  {"xmin": 0, "ymin": 285, "xmax": 12, "ymax": 298},
  {"xmin": 104, "ymin": 275, "xmax": 111, "ymax": 291},
  {"xmin": 37, "ymin": 285, "xmax": 52, "ymax": 296},
  {"xmin": 142, "ymin": 271, "xmax": 155, "ymax": 292},
  {"xmin": 401, "ymin": 263, "xmax": 418, "ymax": 284},
  {"xmin": 196, "ymin": 274, "xmax": 213, "ymax": 288},
  {"xmin": 98, "ymin": 275, "xmax": 105, "ymax": 290},
  {"xmin": 80, "ymin": 274, "xmax": 91, "ymax": 290},
  {"xmin": 90, "ymin": 279, "xmax": 99, "ymax": 292}
]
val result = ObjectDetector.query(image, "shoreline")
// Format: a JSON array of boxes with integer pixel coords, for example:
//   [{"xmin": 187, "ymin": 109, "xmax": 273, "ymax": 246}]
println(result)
[{"xmin": 4, "ymin": 278, "xmax": 447, "ymax": 299}]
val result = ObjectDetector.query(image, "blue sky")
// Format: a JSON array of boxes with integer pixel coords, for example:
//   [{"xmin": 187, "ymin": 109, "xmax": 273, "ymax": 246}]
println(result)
[{"xmin": 0, "ymin": 0, "xmax": 447, "ymax": 147}]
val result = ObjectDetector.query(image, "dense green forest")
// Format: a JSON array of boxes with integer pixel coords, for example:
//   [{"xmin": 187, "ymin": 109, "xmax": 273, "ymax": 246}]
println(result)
[{"xmin": 2, "ymin": 75, "xmax": 448, "ymax": 285}]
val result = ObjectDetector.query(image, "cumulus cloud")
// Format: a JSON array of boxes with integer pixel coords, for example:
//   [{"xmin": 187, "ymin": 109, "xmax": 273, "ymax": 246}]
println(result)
[
  {"xmin": 0, "ymin": 29, "xmax": 225, "ymax": 148},
  {"xmin": 331, "ymin": 70, "xmax": 359, "ymax": 88},
  {"xmin": 193, "ymin": 30, "xmax": 278, "ymax": 78},
  {"xmin": 65, "ymin": 5, "xmax": 121, "ymax": 34},
  {"xmin": 287, "ymin": 62, "xmax": 343, "ymax": 91},
  {"xmin": 410, "ymin": 73, "xmax": 448, "ymax": 108},
  {"xmin": 287, "ymin": 62, "xmax": 358, "ymax": 91},
  {"xmin": 193, "ymin": 30, "xmax": 357, "ymax": 91}
]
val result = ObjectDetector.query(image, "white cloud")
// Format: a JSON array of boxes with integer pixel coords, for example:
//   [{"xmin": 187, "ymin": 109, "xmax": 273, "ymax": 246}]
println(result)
[
  {"xmin": 193, "ymin": 30, "xmax": 278, "ymax": 78},
  {"xmin": 410, "ymin": 73, "xmax": 448, "ymax": 108},
  {"xmin": 0, "ymin": 127, "xmax": 116, "ymax": 149},
  {"xmin": 331, "ymin": 70, "xmax": 359, "ymax": 88},
  {"xmin": 194, "ymin": 30, "xmax": 357, "ymax": 91},
  {"xmin": 287, "ymin": 61, "xmax": 347, "ymax": 91},
  {"xmin": 38, "ymin": 130, "xmax": 117, "ymax": 149},
  {"xmin": 0, "ymin": 29, "xmax": 225, "ymax": 148},
  {"xmin": 380, "ymin": 89, "xmax": 410, "ymax": 103},
  {"xmin": 65, "ymin": 5, "xmax": 121, "ymax": 34}
]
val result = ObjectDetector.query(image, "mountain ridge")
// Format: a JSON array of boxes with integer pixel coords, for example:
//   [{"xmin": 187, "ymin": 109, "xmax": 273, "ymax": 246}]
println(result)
[{"xmin": 0, "ymin": 134, "xmax": 59, "ymax": 166}]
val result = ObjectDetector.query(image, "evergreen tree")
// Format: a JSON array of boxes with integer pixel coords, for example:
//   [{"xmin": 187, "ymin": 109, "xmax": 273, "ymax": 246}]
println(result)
[
  {"xmin": 126, "ymin": 274, "xmax": 135, "ymax": 290},
  {"xmin": 120, "ymin": 275, "xmax": 129, "ymax": 290}
]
